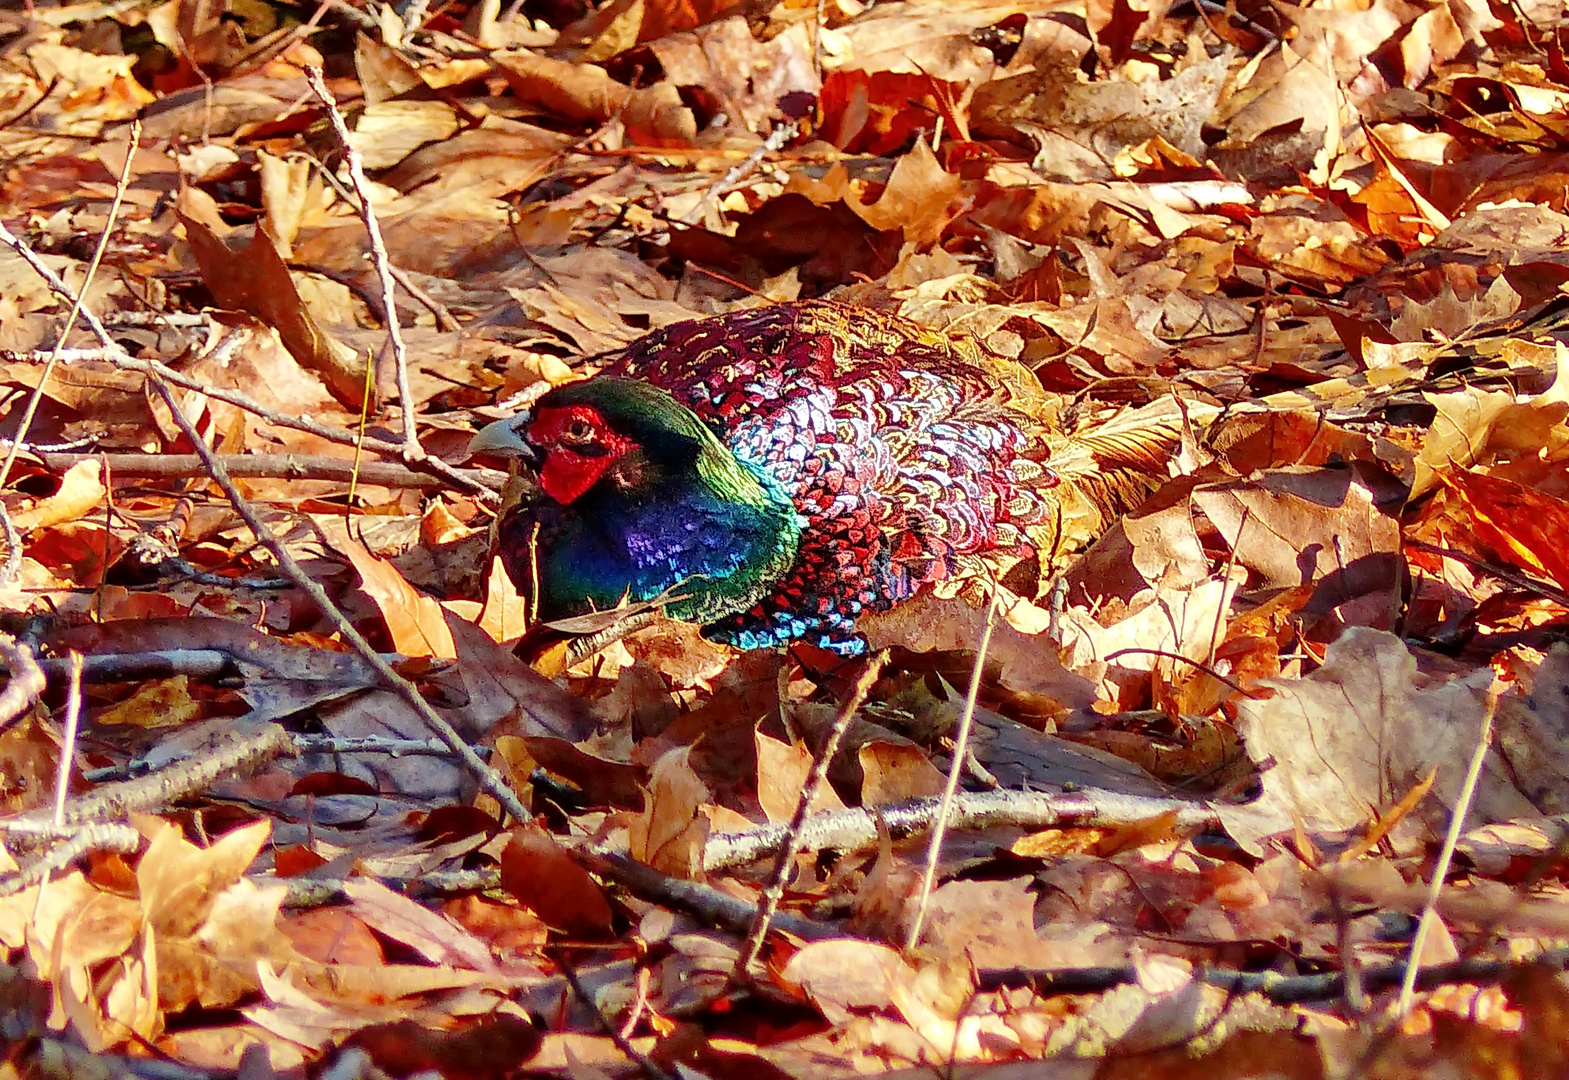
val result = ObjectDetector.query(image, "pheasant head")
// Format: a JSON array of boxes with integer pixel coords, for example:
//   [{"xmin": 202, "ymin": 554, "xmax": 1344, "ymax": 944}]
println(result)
[{"xmin": 469, "ymin": 377, "xmax": 803, "ymax": 631}]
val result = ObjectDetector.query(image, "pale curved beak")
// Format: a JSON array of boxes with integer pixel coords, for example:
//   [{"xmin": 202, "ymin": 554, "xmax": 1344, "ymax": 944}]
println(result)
[{"xmin": 467, "ymin": 417, "xmax": 533, "ymax": 460}]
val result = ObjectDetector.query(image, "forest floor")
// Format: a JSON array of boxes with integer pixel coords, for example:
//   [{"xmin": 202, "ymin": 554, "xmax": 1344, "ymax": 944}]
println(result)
[{"xmin": 4, "ymin": 0, "xmax": 1569, "ymax": 1076}]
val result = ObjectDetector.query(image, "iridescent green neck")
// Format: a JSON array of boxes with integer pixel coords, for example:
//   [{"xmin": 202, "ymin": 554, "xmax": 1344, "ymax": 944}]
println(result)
[{"xmin": 521, "ymin": 380, "xmax": 803, "ymax": 626}]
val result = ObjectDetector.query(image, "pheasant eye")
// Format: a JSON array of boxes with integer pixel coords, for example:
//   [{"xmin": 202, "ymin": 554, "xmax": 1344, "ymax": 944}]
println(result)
[{"xmin": 562, "ymin": 419, "xmax": 595, "ymax": 443}]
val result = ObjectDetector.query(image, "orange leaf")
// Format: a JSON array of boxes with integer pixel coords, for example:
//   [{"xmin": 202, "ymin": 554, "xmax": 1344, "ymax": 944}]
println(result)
[
  {"xmin": 1442, "ymin": 468, "xmax": 1569, "ymax": 593},
  {"xmin": 339, "ymin": 536, "xmax": 458, "ymax": 659},
  {"xmin": 12, "ymin": 459, "xmax": 104, "ymax": 530}
]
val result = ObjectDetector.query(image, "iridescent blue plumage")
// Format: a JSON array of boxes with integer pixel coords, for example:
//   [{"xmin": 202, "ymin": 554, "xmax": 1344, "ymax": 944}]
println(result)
[{"xmin": 523, "ymin": 450, "xmax": 805, "ymax": 631}]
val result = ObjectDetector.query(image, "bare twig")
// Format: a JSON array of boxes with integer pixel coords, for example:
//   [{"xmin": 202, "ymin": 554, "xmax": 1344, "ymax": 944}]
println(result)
[
  {"xmin": 0, "ymin": 504, "xmax": 18, "ymax": 585},
  {"xmin": 0, "ymin": 119, "xmax": 139, "ymax": 492},
  {"xmin": 702, "ymin": 785, "xmax": 1236, "ymax": 871},
  {"xmin": 906, "ymin": 586, "xmax": 998, "ymax": 951},
  {"xmin": 0, "ymin": 346, "xmax": 493, "ymax": 498},
  {"xmin": 85, "ymin": 732, "xmax": 484, "ymax": 784},
  {"xmin": 985, "ymin": 948, "xmax": 1569, "ymax": 1005},
  {"xmin": 0, "ymin": 215, "xmax": 529, "ymax": 823},
  {"xmin": 1102, "ymin": 646, "xmax": 1248, "ymax": 696},
  {"xmin": 389, "ymin": 264, "xmax": 461, "ymax": 332},
  {"xmin": 1, "ymin": 723, "xmax": 294, "ymax": 841},
  {"xmin": 294, "ymin": 734, "xmax": 489, "ymax": 758},
  {"xmin": 681, "ymin": 120, "xmax": 799, "ymax": 226},
  {"xmin": 0, "ymin": 822, "xmax": 143, "ymax": 898},
  {"xmin": 303, "ymin": 66, "xmax": 421, "ymax": 462},
  {"xmin": 1396, "ymin": 687, "xmax": 1500, "ymax": 1016},
  {"xmin": 733, "ymin": 651, "xmax": 885, "ymax": 979},
  {"xmin": 50, "ymin": 653, "xmax": 83, "ymax": 828},
  {"xmin": 558, "ymin": 958, "xmax": 677, "ymax": 1080},
  {"xmin": 145, "ymin": 371, "xmax": 530, "ymax": 823},
  {"xmin": 38, "ymin": 452, "xmax": 504, "ymax": 492},
  {"xmin": 0, "ymin": 634, "xmax": 45, "ymax": 731},
  {"xmin": 583, "ymin": 850, "xmax": 837, "ymax": 941}
]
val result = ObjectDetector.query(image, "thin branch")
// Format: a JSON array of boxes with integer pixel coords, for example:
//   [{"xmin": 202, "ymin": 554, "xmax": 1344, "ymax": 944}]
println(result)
[
  {"xmin": 0, "ymin": 504, "xmax": 18, "ymax": 585},
  {"xmin": 583, "ymin": 851, "xmax": 837, "ymax": 942},
  {"xmin": 1396, "ymin": 686, "xmax": 1500, "ymax": 1015},
  {"xmin": 145, "ymin": 370, "xmax": 530, "ymax": 823},
  {"xmin": 0, "ymin": 340, "xmax": 496, "ymax": 498},
  {"xmin": 304, "ymin": 66, "xmax": 422, "ymax": 462},
  {"xmin": 906, "ymin": 586, "xmax": 998, "ymax": 951},
  {"xmin": 0, "ymin": 724, "xmax": 294, "ymax": 841},
  {"xmin": 1102, "ymin": 646, "xmax": 1249, "ymax": 696},
  {"xmin": 0, "ymin": 119, "xmax": 140, "ymax": 492},
  {"xmin": 388, "ymin": 263, "xmax": 462, "ymax": 332},
  {"xmin": 0, "ymin": 634, "xmax": 45, "ymax": 731},
  {"xmin": 38, "ymin": 452, "xmax": 504, "ymax": 492},
  {"xmin": 50, "ymin": 653, "xmax": 83, "ymax": 828},
  {"xmin": 984, "ymin": 947, "xmax": 1569, "ymax": 1006},
  {"xmin": 557, "ymin": 958, "xmax": 678, "ymax": 1080},
  {"xmin": 0, "ymin": 822, "xmax": 143, "ymax": 898},
  {"xmin": 0, "ymin": 214, "xmax": 529, "ymax": 824},
  {"xmin": 702, "ymin": 785, "xmax": 1237, "ymax": 871},
  {"xmin": 1404, "ymin": 537, "xmax": 1569, "ymax": 608},
  {"xmin": 681, "ymin": 120, "xmax": 799, "ymax": 226},
  {"xmin": 733, "ymin": 651, "xmax": 885, "ymax": 978}
]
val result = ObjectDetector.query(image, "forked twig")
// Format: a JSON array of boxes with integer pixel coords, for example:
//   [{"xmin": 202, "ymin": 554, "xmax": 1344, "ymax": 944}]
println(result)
[
  {"xmin": 0, "ymin": 218, "xmax": 530, "ymax": 825},
  {"xmin": 558, "ymin": 958, "xmax": 677, "ymax": 1080},
  {"xmin": 37, "ymin": 452, "xmax": 503, "ymax": 491},
  {"xmin": 145, "ymin": 370, "xmax": 529, "ymax": 823}
]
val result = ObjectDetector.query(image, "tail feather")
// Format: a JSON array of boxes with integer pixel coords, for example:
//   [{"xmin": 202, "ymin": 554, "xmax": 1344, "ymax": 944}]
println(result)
[{"xmin": 1036, "ymin": 397, "xmax": 1218, "ymax": 545}]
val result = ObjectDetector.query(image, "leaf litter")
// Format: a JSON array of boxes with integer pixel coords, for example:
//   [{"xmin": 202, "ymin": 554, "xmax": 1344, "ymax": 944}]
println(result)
[{"xmin": 4, "ymin": 0, "xmax": 1569, "ymax": 1075}]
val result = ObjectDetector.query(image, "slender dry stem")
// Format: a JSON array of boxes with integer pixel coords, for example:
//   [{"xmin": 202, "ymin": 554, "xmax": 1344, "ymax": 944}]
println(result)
[
  {"xmin": 146, "ymin": 371, "xmax": 529, "ymax": 823},
  {"xmin": 0, "ymin": 214, "xmax": 528, "ymax": 824},
  {"xmin": 0, "ymin": 634, "xmax": 45, "ymax": 731},
  {"xmin": 733, "ymin": 652, "xmax": 885, "ymax": 978},
  {"xmin": 906, "ymin": 585, "xmax": 999, "ymax": 951},
  {"xmin": 303, "ymin": 66, "xmax": 422, "ymax": 461},
  {"xmin": 50, "ymin": 653, "xmax": 83, "ymax": 828},
  {"xmin": 0, "ymin": 119, "xmax": 140, "ymax": 492},
  {"xmin": 1396, "ymin": 687, "xmax": 1501, "ymax": 1015}
]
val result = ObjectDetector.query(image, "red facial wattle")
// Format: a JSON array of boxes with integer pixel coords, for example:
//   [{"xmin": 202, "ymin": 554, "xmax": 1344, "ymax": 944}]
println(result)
[
  {"xmin": 529, "ymin": 404, "xmax": 634, "ymax": 504},
  {"xmin": 539, "ymin": 449, "xmax": 615, "ymax": 504}
]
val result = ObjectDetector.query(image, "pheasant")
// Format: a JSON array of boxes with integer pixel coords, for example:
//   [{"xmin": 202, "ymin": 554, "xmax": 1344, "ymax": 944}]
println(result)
[{"xmin": 469, "ymin": 301, "xmax": 1174, "ymax": 653}]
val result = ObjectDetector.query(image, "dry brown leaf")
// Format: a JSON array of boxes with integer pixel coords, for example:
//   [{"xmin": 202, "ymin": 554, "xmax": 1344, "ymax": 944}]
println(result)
[
  {"xmin": 499, "ymin": 825, "xmax": 616, "ymax": 939},
  {"xmin": 476, "ymin": 554, "xmax": 532, "ymax": 644},
  {"xmin": 857, "ymin": 738, "xmax": 945, "ymax": 806},
  {"xmin": 343, "ymin": 877, "xmax": 499, "ymax": 972},
  {"xmin": 754, "ymin": 731, "xmax": 847, "ymax": 824},
  {"xmin": 629, "ymin": 745, "xmax": 710, "ymax": 878},
  {"xmin": 844, "ymin": 138, "xmax": 962, "ymax": 246},
  {"xmin": 12, "ymin": 458, "xmax": 104, "ymax": 530},
  {"xmin": 1441, "ymin": 467, "xmax": 1569, "ymax": 593},
  {"xmin": 177, "ymin": 200, "xmax": 366, "ymax": 409},
  {"xmin": 777, "ymin": 940, "xmax": 912, "ymax": 1026},
  {"xmin": 94, "ymin": 676, "xmax": 200, "ymax": 728},
  {"xmin": 1226, "ymin": 628, "xmax": 1528, "ymax": 854},
  {"xmin": 493, "ymin": 51, "xmax": 696, "ymax": 142},
  {"xmin": 320, "ymin": 518, "xmax": 457, "ymax": 660}
]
